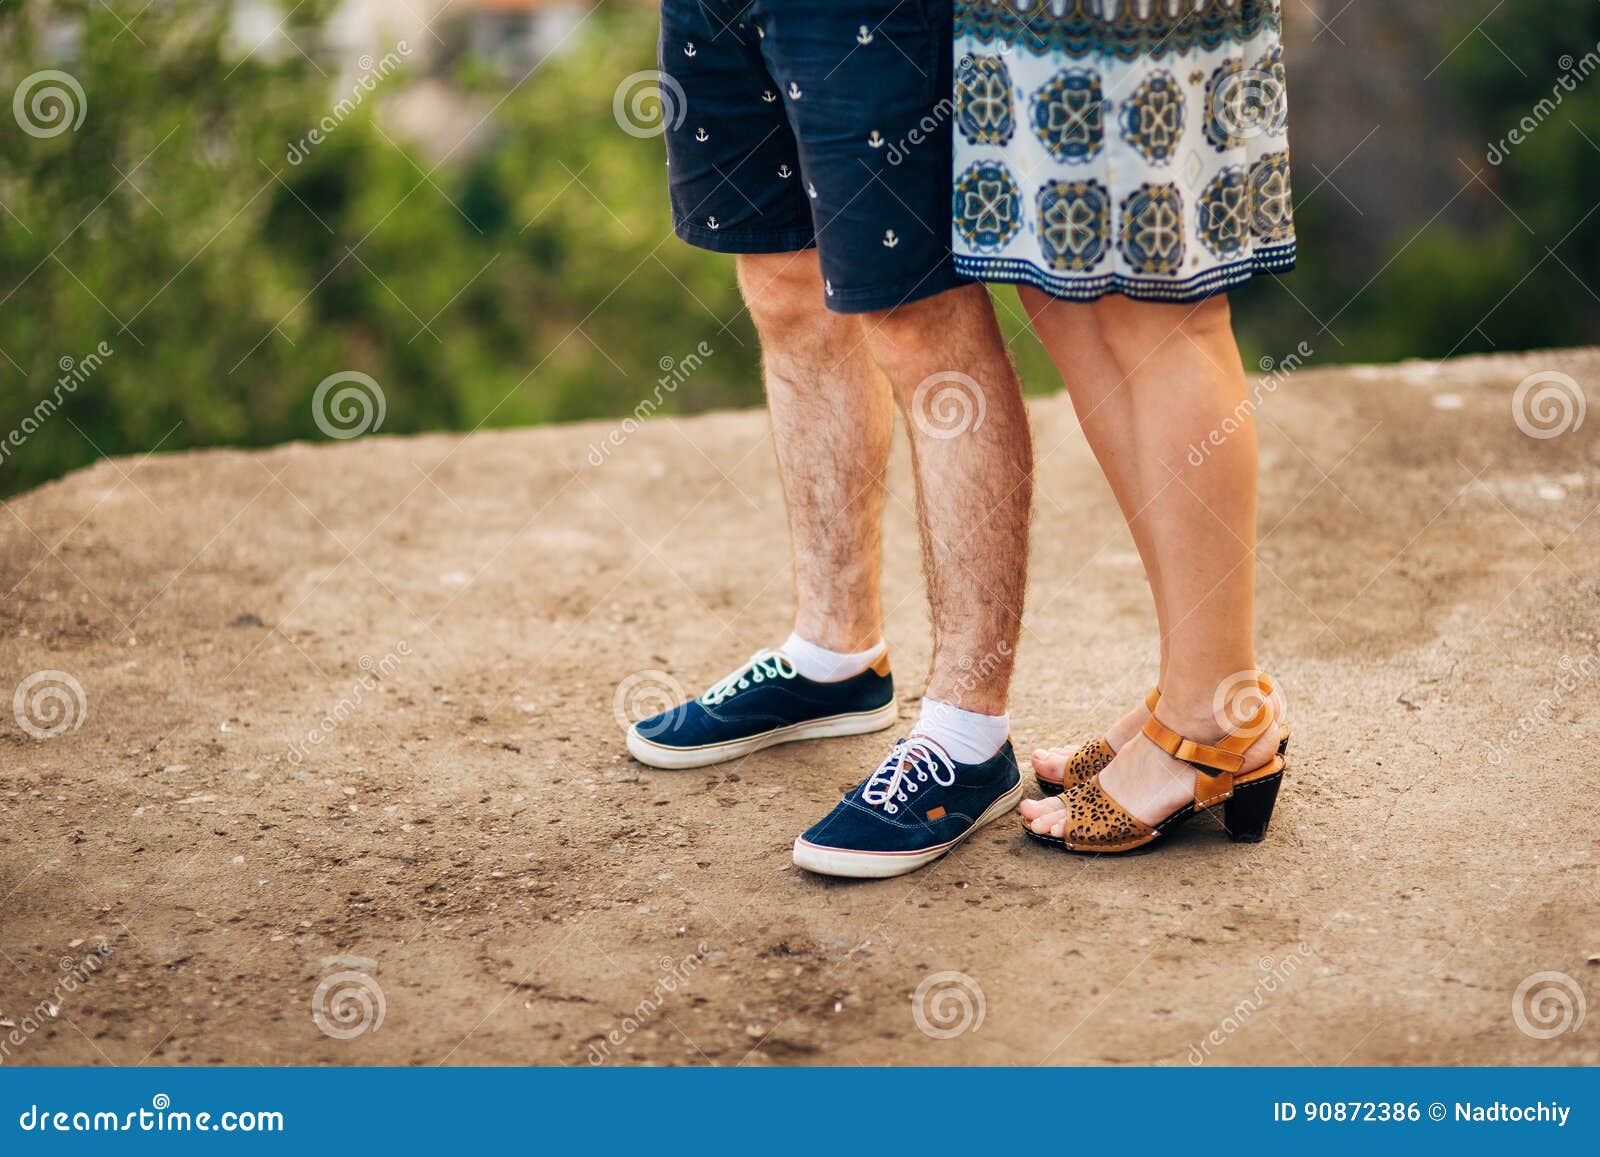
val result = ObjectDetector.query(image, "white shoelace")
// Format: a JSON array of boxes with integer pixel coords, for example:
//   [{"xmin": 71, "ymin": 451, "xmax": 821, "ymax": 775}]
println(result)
[
  {"xmin": 860, "ymin": 737, "xmax": 955, "ymax": 816},
  {"xmin": 699, "ymin": 648, "xmax": 797, "ymax": 707}
]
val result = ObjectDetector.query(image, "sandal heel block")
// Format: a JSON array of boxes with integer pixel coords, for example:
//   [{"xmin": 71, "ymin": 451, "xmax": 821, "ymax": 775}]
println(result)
[{"xmin": 1222, "ymin": 767, "xmax": 1284, "ymax": 843}]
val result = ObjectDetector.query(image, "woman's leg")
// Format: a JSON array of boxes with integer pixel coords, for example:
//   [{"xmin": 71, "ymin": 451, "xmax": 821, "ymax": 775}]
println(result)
[
  {"xmin": 1022, "ymin": 293, "xmax": 1279, "ymax": 832},
  {"xmin": 1016, "ymin": 287, "xmax": 1165, "ymax": 784}
]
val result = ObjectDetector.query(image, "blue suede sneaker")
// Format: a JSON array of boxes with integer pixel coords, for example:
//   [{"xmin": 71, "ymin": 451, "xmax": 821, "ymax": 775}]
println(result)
[
  {"xmin": 792, "ymin": 736, "xmax": 1024, "ymax": 878},
  {"xmin": 626, "ymin": 649, "xmax": 898, "ymax": 770}
]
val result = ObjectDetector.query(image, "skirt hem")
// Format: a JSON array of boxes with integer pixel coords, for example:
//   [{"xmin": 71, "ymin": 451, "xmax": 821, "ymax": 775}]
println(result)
[{"xmin": 954, "ymin": 243, "xmax": 1296, "ymax": 304}]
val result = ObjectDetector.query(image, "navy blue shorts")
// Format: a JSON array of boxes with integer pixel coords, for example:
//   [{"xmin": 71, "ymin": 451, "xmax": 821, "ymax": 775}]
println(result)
[{"xmin": 659, "ymin": 0, "xmax": 971, "ymax": 314}]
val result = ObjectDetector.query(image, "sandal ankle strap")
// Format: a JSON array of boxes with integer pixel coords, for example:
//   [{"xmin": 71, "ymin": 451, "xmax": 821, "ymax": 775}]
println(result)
[
  {"xmin": 1141, "ymin": 706, "xmax": 1268, "ymax": 775},
  {"xmin": 1139, "ymin": 674, "xmax": 1280, "ymax": 810}
]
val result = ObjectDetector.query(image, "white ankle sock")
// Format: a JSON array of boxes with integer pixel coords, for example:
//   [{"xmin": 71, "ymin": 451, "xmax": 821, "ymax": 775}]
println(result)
[
  {"xmin": 913, "ymin": 697, "xmax": 1010, "ymax": 765},
  {"xmin": 780, "ymin": 633, "xmax": 886, "ymax": 683}
]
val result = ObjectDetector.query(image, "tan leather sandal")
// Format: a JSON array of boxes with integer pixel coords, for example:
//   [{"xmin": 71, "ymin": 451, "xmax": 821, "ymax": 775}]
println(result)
[
  {"xmin": 1023, "ymin": 693, "xmax": 1287, "ymax": 854},
  {"xmin": 1034, "ymin": 678, "xmax": 1290, "ymax": 797}
]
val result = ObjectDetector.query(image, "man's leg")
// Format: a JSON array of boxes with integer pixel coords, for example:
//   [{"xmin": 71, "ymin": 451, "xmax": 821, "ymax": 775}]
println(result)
[
  {"xmin": 790, "ymin": 284, "xmax": 1033, "ymax": 878},
  {"xmin": 859, "ymin": 284, "xmax": 1033, "ymax": 719},
  {"xmin": 736, "ymin": 251, "xmax": 891, "ymax": 656},
  {"xmin": 624, "ymin": 250, "xmax": 901, "ymax": 769},
  {"xmin": 630, "ymin": 4, "xmax": 910, "ymax": 770}
]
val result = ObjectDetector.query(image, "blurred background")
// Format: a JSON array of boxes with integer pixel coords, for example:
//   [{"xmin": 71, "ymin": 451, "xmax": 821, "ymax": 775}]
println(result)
[{"xmin": 1, "ymin": 0, "xmax": 1596, "ymax": 495}]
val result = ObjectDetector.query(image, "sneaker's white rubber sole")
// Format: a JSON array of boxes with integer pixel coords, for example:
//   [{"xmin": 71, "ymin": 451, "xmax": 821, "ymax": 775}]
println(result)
[
  {"xmin": 626, "ymin": 700, "xmax": 899, "ymax": 770},
  {"xmin": 790, "ymin": 777, "xmax": 1027, "ymax": 879}
]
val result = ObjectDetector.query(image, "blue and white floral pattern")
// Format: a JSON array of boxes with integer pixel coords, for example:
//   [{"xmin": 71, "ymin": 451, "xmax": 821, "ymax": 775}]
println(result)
[
  {"xmin": 953, "ymin": 0, "xmax": 1296, "ymax": 302},
  {"xmin": 1119, "ymin": 183, "xmax": 1186, "ymax": 274},
  {"xmin": 1197, "ymin": 165, "xmax": 1250, "ymax": 258},
  {"xmin": 1037, "ymin": 179, "xmax": 1112, "ymax": 270},
  {"xmin": 953, "ymin": 160, "xmax": 1023, "ymax": 252},
  {"xmin": 955, "ymin": 54, "xmax": 1017, "ymax": 146},
  {"xmin": 1030, "ymin": 68, "xmax": 1103, "ymax": 162},
  {"xmin": 1120, "ymin": 71, "xmax": 1186, "ymax": 164}
]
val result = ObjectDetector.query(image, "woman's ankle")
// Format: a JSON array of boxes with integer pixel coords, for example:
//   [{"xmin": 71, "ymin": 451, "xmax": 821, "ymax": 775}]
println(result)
[
  {"xmin": 1106, "ymin": 701, "xmax": 1152, "ymax": 750},
  {"xmin": 1154, "ymin": 692, "xmax": 1275, "ymax": 745}
]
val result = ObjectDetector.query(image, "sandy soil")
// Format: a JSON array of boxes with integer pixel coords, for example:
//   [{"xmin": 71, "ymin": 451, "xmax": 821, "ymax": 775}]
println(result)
[{"xmin": 1, "ymin": 347, "xmax": 1598, "ymax": 1067}]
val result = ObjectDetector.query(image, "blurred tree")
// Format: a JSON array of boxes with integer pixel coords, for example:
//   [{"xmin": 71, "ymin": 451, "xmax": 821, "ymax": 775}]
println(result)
[
  {"xmin": 0, "ymin": 0, "xmax": 763, "ymax": 495},
  {"xmin": 1243, "ymin": 0, "xmax": 1600, "ymax": 363},
  {"xmin": 2, "ymin": 0, "xmax": 349, "ymax": 492},
  {"xmin": 1389, "ymin": 0, "xmax": 1600, "ymax": 355},
  {"xmin": 0, "ymin": 0, "xmax": 1591, "ymax": 496}
]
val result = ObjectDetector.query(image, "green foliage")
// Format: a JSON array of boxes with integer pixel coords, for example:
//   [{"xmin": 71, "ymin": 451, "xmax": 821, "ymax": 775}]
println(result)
[
  {"xmin": 3, "ymin": 0, "xmax": 339, "ymax": 489},
  {"xmin": 0, "ymin": 0, "xmax": 1592, "ymax": 495},
  {"xmin": 0, "ymin": 1, "xmax": 761, "ymax": 494},
  {"xmin": 1256, "ymin": 0, "xmax": 1600, "ymax": 362}
]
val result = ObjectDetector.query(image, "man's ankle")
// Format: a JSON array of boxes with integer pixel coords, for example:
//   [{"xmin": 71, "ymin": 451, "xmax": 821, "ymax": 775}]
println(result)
[
  {"xmin": 913, "ymin": 697, "xmax": 1009, "ymax": 765},
  {"xmin": 781, "ymin": 633, "xmax": 886, "ymax": 683}
]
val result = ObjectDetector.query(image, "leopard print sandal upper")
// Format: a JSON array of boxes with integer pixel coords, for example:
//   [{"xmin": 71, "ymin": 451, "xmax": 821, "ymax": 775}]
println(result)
[
  {"xmin": 1034, "ymin": 737, "xmax": 1116, "ymax": 795},
  {"xmin": 1034, "ymin": 688, "xmax": 1161, "ymax": 796},
  {"xmin": 1033, "ymin": 778, "xmax": 1157, "ymax": 853}
]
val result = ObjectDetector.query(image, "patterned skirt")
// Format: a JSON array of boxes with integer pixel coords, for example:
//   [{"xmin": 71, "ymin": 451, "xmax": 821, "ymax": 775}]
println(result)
[{"xmin": 951, "ymin": 0, "xmax": 1295, "ymax": 303}]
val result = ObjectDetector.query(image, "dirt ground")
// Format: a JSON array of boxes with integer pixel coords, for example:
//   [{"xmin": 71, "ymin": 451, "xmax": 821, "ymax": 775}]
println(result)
[{"xmin": 2, "ymin": 347, "xmax": 1597, "ymax": 1067}]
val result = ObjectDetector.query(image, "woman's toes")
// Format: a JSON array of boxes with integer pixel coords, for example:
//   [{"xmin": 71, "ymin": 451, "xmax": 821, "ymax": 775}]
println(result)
[
  {"xmin": 1030, "ymin": 747, "xmax": 1070, "ymax": 782},
  {"xmin": 1031, "ymin": 810, "xmax": 1066, "ymax": 836},
  {"xmin": 1020, "ymin": 796, "xmax": 1065, "ymax": 821}
]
